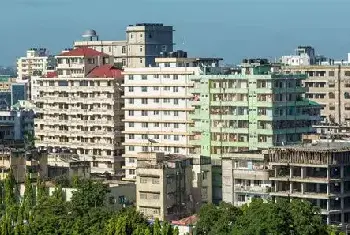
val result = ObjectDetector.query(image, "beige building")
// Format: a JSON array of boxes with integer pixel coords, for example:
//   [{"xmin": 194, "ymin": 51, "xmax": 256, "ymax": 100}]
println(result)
[
  {"xmin": 74, "ymin": 23, "xmax": 173, "ymax": 68},
  {"xmin": 17, "ymin": 48, "xmax": 55, "ymax": 80},
  {"xmin": 281, "ymin": 65, "xmax": 350, "ymax": 125},
  {"xmin": 0, "ymin": 145, "xmax": 47, "ymax": 183},
  {"xmin": 32, "ymin": 47, "xmax": 124, "ymax": 177},
  {"xmin": 268, "ymin": 143, "xmax": 350, "ymax": 230},
  {"xmin": 136, "ymin": 152, "xmax": 193, "ymax": 221},
  {"xmin": 47, "ymin": 152, "xmax": 91, "ymax": 179},
  {"xmin": 222, "ymin": 151, "xmax": 271, "ymax": 207}
]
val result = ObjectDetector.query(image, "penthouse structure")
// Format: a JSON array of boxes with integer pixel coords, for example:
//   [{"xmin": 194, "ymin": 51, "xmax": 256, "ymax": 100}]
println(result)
[
  {"xmin": 74, "ymin": 23, "xmax": 174, "ymax": 68},
  {"xmin": 32, "ymin": 47, "xmax": 124, "ymax": 177},
  {"xmin": 268, "ymin": 143, "xmax": 350, "ymax": 229},
  {"xmin": 122, "ymin": 51, "xmax": 222, "ymax": 181}
]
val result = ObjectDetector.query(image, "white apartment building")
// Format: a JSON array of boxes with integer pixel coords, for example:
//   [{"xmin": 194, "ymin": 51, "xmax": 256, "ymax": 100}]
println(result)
[
  {"xmin": 74, "ymin": 23, "xmax": 173, "ymax": 68},
  {"xmin": 122, "ymin": 51, "xmax": 221, "ymax": 181},
  {"xmin": 32, "ymin": 47, "xmax": 124, "ymax": 177},
  {"xmin": 17, "ymin": 48, "xmax": 55, "ymax": 79},
  {"xmin": 281, "ymin": 46, "xmax": 316, "ymax": 66}
]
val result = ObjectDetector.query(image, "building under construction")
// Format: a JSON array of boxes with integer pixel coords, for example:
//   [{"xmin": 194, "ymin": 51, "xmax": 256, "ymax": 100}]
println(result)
[{"xmin": 268, "ymin": 142, "xmax": 350, "ymax": 229}]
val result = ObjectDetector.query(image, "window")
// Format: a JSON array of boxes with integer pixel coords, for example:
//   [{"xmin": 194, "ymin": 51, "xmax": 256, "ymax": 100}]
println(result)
[
  {"xmin": 329, "ymin": 92, "xmax": 335, "ymax": 99},
  {"xmin": 174, "ymin": 123, "xmax": 179, "ymax": 128},
  {"xmin": 154, "ymin": 134, "xmax": 159, "ymax": 139},
  {"xmin": 93, "ymin": 162, "xmax": 98, "ymax": 167},
  {"xmin": 122, "ymin": 59, "xmax": 126, "ymax": 66},
  {"xmin": 329, "ymin": 71, "xmax": 335, "ymax": 76},
  {"xmin": 129, "ymin": 158, "xmax": 135, "ymax": 163},
  {"xmin": 152, "ymin": 178, "xmax": 160, "ymax": 184},
  {"xmin": 174, "ymin": 135, "xmax": 179, "ymax": 141},
  {"xmin": 129, "ymin": 169, "xmax": 135, "ymax": 175},
  {"xmin": 173, "ymin": 87, "xmax": 179, "ymax": 92},
  {"xmin": 154, "ymin": 87, "xmax": 159, "ymax": 91},
  {"xmin": 161, "ymin": 45, "xmax": 167, "ymax": 52},
  {"xmin": 154, "ymin": 98, "xmax": 159, "ymax": 103},
  {"xmin": 140, "ymin": 58, "xmax": 143, "ymax": 64},
  {"xmin": 174, "ymin": 99, "xmax": 179, "ymax": 105},
  {"xmin": 154, "ymin": 111, "xmax": 159, "ymax": 115},
  {"xmin": 142, "ymin": 111, "xmax": 148, "ymax": 116},
  {"xmin": 163, "ymin": 98, "xmax": 170, "ymax": 103},
  {"xmin": 174, "ymin": 147, "xmax": 179, "ymax": 153},
  {"xmin": 129, "ymin": 146, "xmax": 135, "ymax": 151},
  {"xmin": 140, "ymin": 177, "xmax": 147, "ymax": 184},
  {"xmin": 129, "ymin": 122, "xmax": 134, "ymax": 127},
  {"xmin": 141, "ymin": 98, "xmax": 148, "ymax": 104},
  {"xmin": 164, "ymin": 111, "xmax": 170, "ymax": 116},
  {"xmin": 142, "ymin": 134, "xmax": 148, "ymax": 139},
  {"xmin": 154, "ymin": 74, "xmax": 159, "ymax": 78},
  {"xmin": 164, "ymin": 135, "xmax": 170, "ymax": 140},
  {"xmin": 174, "ymin": 111, "xmax": 179, "ymax": 116},
  {"xmin": 345, "ymin": 71, "xmax": 350, "ymax": 76},
  {"xmin": 141, "ymin": 75, "xmax": 147, "ymax": 80},
  {"xmin": 129, "ymin": 111, "xmax": 134, "ymax": 116},
  {"xmin": 129, "ymin": 134, "xmax": 135, "ymax": 139},
  {"xmin": 142, "ymin": 146, "xmax": 148, "ymax": 152},
  {"xmin": 141, "ymin": 87, "xmax": 147, "ymax": 92},
  {"xmin": 129, "ymin": 75, "xmax": 134, "ymax": 80},
  {"xmin": 142, "ymin": 123, "xmax": 148, "ymax": 128},
  {"xmin": 122, "ymin": 46, "xmax": 126, "ymax": 53},
  {"xmin": 154, "ymin": 123, "xmax": 159, "ymax": 127},
  {"xmin": 173, "ymin": 75, "xmax": 178, "ymax": 80},
  {"xmin": 164, "ymin": 63, "xmax": 170, "ymax": 67},
  {"xmin": 129, "ymin": 98, "xmax": 134, "ymax": 104},
  {"xmin": 164, "ymin": 123, "xmax": 171, "ymax": 127},
  {"xmin": 164, "ymin": 87, "xmax": 171, "ymax": 91},
  {"xmin": 129, "ymin": 87, "xmax": 134, "ymax": 92}
]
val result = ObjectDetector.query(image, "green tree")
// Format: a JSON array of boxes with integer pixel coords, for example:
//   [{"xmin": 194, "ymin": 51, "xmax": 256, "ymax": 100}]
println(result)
[
  {"xmin": 70, "ymin": 179, "xmax": 109, "ymax": 214},
  {"xmin": 196, "ymin": 202, "xmax": 241, "ymax": 235}
]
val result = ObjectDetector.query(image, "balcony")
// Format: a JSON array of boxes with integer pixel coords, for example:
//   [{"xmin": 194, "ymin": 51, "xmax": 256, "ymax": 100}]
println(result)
[
  {"xmin": 234, "ymin": 185, "xmax": 271, "ymax": 194},
  {"xmin": 233, "ymin": 169, "xmax": 269, "ymax": 181}
]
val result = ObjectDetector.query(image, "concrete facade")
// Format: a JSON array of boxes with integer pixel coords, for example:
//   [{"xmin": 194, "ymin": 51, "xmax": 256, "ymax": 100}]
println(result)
[
  {"xmin": 17, "ymin": 48, "xmax": 56, "ymax": 80},
  {"xmin": 281, "ymin": 64, "xmax": 350, "ymax": 125},
  {"xmin": 136, "ymin": 152, "xmax": 193, "ymax": 221},
  {"xmin": 189, "ymin": 60, "xmax": 321, "ymax": 159},
  {"xmin": 222, "ymin": 151, "xmax": 271, "ymax": 207},
  {"xmin": 268, "ymin": 143, "xmax": 350, "ymax": 230},
  {"xmin": 32, "ymin": 48, "xmax": 124, "ymax": 177},
  {"xmin": 122, "ymin": 53, "xmax": 221, "ymax": 181}
]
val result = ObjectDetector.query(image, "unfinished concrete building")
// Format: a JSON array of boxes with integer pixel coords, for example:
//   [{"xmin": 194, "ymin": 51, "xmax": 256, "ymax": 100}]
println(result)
[{"xmin": 268, "ymin": 143, "xmax": 350, "ymax": 230}]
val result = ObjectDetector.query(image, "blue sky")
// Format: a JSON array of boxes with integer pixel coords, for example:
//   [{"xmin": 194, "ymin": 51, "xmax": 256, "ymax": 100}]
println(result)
[{"xmin": 1, "ymin": 0, "xmax": 350, "ymax": 65}]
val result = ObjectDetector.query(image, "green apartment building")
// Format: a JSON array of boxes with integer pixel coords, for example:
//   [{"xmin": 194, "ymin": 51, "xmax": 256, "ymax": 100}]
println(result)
[{"xmin": 188, "ymin": 59, "xmax": 321, "ymax": 203}]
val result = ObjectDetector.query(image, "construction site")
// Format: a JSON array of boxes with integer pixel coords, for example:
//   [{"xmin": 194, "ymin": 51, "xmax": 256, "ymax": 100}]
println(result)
[{"xmin": 268, "ymin": 142, "xmax": 350, "ymax": 228}]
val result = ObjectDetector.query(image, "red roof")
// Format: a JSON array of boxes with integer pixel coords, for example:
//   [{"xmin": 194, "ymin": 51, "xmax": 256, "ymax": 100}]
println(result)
[
  {"xmin": 46, "ymin": 71, "xmax": 57, "ymax": 78},
  {"xmin": 58, "ymin": 47, "xmax": 107, "ymax": 57},
  {"xmin": 171, "ymin": 215, "xmax": 198, "ymax": 226},
  {"xmin": 87, "ymin": 64, "xmax": 123, "ymax": 79}
]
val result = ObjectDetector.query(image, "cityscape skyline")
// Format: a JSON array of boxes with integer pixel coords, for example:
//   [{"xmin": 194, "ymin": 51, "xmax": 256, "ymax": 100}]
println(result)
[{"xmin": 2, "ymin": 0, "xmax": 350, "ymax": 65}]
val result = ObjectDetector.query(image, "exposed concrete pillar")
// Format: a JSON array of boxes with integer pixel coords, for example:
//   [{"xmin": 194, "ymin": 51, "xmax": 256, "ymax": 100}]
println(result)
[
  {"xmin": 341, "ymin": 199, "xmax": 345, "ymax": 225},
  {"xmin": 327, "ymin": 199, "xmax": 330, "ymax": 211},
  {"xmin": 274, "ymin": 167, "xmax": 277, "ymax": 177},
  {"xmin": 342, "ymin": 182, "xmax": 345, "ymax": 194},
  {"xmin": 341, "ymin": 166, "xmax": 345, "ymax": 178},
  {"xmin": 316, "ymin": 183, "xmax": 320, "ymax": 193},
  {"xmin": 290, "ymin": 166, "xmax": 293, "ymax": 178},
  {"xmin": 301, "ymin": 183, "xmax": 305, "ymax": 194},
  {"xmin": 327, "ymin": 167, "xmax": 330, "ymax": 181},
  {"xmin": 301, "ymin": 167, "xmax": 306, "ymax": 179},
  {"xmin": 327, "ymin": 183, "xmax": 330, "ymax": 195},
  {"xmin": 290, "ymin": 182, "xmax": 293, "ymax": 194}
]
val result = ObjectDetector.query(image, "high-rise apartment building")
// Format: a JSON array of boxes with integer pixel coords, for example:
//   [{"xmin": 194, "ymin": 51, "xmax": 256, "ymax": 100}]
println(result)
[
  {"xmin": 281, "ymin": 64, "xmax": 350, "ymax": 125},
  {"xmin": 32, "ymin": 47, "xmax": 124, "ymax": 177},
  {"xmin": 17, "ymin": 48, "xmax": 55, "ymax": 79},
  {"xmin": 189, "ymin": 59, "xmax": 321, "ymax": 158},
  {"xmin": 122, "ymin": 51, "xmax": 222, "ymax": 181},
  {"xmin": 74, "ymin": 23, "xmax": 173, "ymax": 68}
]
